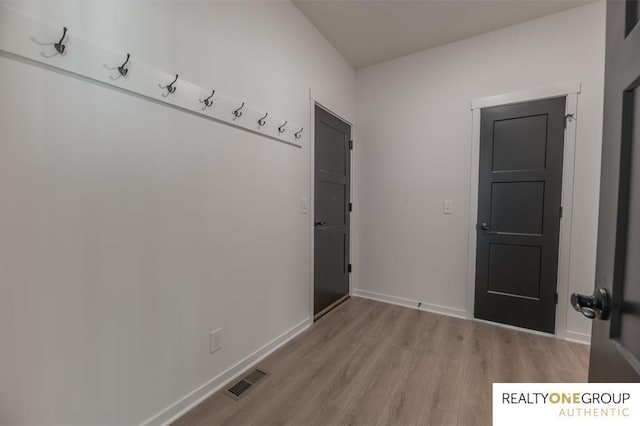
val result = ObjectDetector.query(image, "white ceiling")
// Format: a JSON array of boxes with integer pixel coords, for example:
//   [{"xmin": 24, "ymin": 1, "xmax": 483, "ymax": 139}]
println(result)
[{"xmin": 293, "ymin": 0, "xmax": 594, "ymax": 69}]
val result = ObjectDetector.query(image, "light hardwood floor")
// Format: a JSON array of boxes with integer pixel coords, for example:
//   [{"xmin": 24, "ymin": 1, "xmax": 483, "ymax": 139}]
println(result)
[{"xmin": 174, "ymin": 297, "xmax": 589, "ymax": 426}]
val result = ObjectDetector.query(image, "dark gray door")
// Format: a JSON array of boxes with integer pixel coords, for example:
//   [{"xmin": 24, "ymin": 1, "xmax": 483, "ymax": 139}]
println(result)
[
  {"xmin": 314, "ymin": 106, "xmax": 351, "ymax": 317},
  {"xmin": 581, "ymin": 0, "xmax": 640, "ymax": 382},
  {"xmin": 475, "ymin": 97, "xmax": 566, "ymax": 333}
]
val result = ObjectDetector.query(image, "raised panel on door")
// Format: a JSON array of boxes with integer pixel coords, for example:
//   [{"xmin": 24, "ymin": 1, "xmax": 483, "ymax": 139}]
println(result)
[
  {"xmin": 314, "ymin": 230, "xmax": 347, "ymax": 315},
  {"xmin": 492, "ymin": 114, "xmax": 548, "ymax": 171},
  {"xmin": 488, "ymin": 243, "xmax": 542, "ymax": 300},
  {"xmin": 317, "ymin": 123, "xmax": 347, "ymax": 176},
  {"xmin": 316, "ymin": 181, "xmax": 346, "ymax": 227},
  {"xmin": 490, "ymin": 181, "xmax": 545, "ymax": 235}
]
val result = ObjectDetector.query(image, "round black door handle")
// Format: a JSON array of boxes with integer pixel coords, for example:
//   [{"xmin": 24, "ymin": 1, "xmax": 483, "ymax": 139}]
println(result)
[
  {"xmin": 571, "ymin": 288, "xmax": 609, "ymax": 320},
  {"xmin": 315, "ymin": 221, "xmax": 327, "ymax": 227},
  {"xmin": 479, "ymin": 222, "xmax": 490, "ymax": 231}
]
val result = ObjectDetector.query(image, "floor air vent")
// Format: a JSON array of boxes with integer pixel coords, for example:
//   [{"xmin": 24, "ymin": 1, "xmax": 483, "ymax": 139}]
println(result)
[{"xmin": 224, "ymin": 368, "xmax": 268, "ymax": 401}]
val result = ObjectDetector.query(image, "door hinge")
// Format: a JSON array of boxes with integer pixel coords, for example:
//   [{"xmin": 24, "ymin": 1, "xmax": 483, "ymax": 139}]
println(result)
[
  {"xmin": 559, "ymin": 206, "xmax": 563, "ymax": 218},
  {"xmin": 555, "ymin": 293, "xmax": 559, "ymax": 304},
  {"xmin": 349, "ymin": 202, "xmax": 352, "ymax": 212},
  {"xmin": 348, "ymin": 264, "xmax": 352, "ymax": 273},
  {"xmin": 564, "ymin": 113, "xmax": 575, "ymax": 129},
  {"xmin": 349, "ymin": 140, "xmax": 353, "ymax": 150}
]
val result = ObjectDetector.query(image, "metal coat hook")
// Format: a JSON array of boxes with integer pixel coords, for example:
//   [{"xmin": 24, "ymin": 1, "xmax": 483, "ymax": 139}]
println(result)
[
  {"xmin": 233, "ymin": 102, "xmax": 245, "ymax": 119},
  {"xmin": 118, "ymin": 53, "xmax": 130, "ymax": 77},
  {"xmin": 200, "ymin": 89, "xmax": 215, "ymax": 109},
  {"xmin": 258, "ymin": 112, "xmax": 268, "ymax": 127},
  {"xmin": 54, "ymin": 26, "xmax": 67, "ymax": 54},
  {"xmin": 278, "ymin": 121, "xmax": 287, "ymax": 134},
  {"xmin": 165, "ymin": 74, "xmax": 178, "ymax": 94},
  {"xmin": 295, "ymin": 128, "xmax": 303, "ymax": 139}
]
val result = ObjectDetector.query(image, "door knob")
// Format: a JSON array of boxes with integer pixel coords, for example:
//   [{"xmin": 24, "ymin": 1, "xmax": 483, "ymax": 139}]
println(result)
[
  {"xmin": 314, "ymin": 221, "xmax": 327, "ymax": 227},
  {"xmin": 478, "ymin": 222, "xmax": 490, "ymax": 231},
  {"xmin": 570, "ymin": 288, "xmax": 609, "ymax": 320}
]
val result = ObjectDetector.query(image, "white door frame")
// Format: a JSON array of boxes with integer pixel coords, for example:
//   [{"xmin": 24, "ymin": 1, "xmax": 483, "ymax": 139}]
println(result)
[
  {"xmin": 308, "ymin": 93, "xmax": 356, "ymax": 321},
  {"xmin": 466, "ymin": 81, "xmax": 581, "ymax": 341}
]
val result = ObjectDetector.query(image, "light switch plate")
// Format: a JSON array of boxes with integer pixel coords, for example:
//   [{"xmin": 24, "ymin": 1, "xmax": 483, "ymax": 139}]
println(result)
[
  {"xmin": 300, "ymin": 198, "xmax": 309, "ymax": 214},
  {"xmin": 443, "ymin": 200, "xmax": 454, "ymax": 214},
  {"xmin": 210, "ymin": 328, "xmax": 222, "ymax": 354}
]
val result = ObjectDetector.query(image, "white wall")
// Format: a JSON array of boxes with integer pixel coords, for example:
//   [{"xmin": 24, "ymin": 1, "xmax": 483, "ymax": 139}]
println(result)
[
  {"xmin": 0, "ymin": 1, "xmax": 354, "ymax": 424},
  {"xmin": 354, "ymin": 2, "xmax": 605, "ymax": 341}
]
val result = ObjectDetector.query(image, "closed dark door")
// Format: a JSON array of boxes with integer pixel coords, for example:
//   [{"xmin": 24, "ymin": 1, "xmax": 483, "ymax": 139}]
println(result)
[
  {"xmin": 475, "ymin": 97, "xmax": 566, "ymax": 333},
  {"xmin": 580, "ymin": 0, "xmax": 640, "ymax": 382},
  {"xmin": 314, "ymin": 105, "xmax": 351, "ymax": 317}
]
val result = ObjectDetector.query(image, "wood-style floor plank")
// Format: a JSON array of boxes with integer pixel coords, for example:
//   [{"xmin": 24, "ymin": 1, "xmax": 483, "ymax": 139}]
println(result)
[
  {"xmin": 174, "ymin": 297, "xmax": 589, "ymax": 426},
  {"xmin": 456, "ymin": 322, "xmax": 494, "ymax": 426},
  {"xmin": 375, "ymin": 312, "xmax": 448, "ymax": 426},
  {"xmin": 416, "ymin": 317, "xmax": 469, "ymax": 426}
]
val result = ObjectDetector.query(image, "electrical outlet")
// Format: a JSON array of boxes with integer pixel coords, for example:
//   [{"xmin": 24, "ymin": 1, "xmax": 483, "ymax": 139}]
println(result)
[
  {"xmin": 443, "ymin": 200, "xmax": 454, "ymax": 214},
  {"xmin": 210, "ymin": 328, "xmax": 222, "ymax": 354}
]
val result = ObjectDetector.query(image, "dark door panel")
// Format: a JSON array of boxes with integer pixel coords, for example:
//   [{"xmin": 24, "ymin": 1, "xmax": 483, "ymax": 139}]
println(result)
[
  {"xmin": 314, "ymin": 106, "xmax": 351, "ymax": 317},
  {"xmin": 584, "ymin": 0, "xmax": 640, "ymax": 382},
  {"xmin": 475, "ymin": 97, "xmax": 566, "ymax": 333},
  {"xmin": 314, "ymin": 231, "xmax": 347, "ymax": 314},
  {"xmin": 316, "ymin": 181, "xmax": 347, "ymax": 226},
  {"xmin": 490, "ymin": 181, "xmax": 545, "ymax": 235}
]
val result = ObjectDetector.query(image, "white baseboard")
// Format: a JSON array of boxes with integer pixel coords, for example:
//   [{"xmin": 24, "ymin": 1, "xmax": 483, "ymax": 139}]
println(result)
[
  {"xmin": 353, "ymin": 289, "xmax": 591, "ymax": 346},
  {"xmin": 558, "ymin": 330, "xmax": 591, "ymax": 345},
  {"xmin": 474, "ymin": 317, "xmax": 557, "ymax": 339},
  {"xmin": 476, "ymin": 320, "xmax": 590, "ymax": 345},
  {"xmin": 352, "ymin": 288, "xmax": 468, "ymax": 319},
  {"xmin": 140, "ymin": 317, "xmax": 312, "ymax": 426}
]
